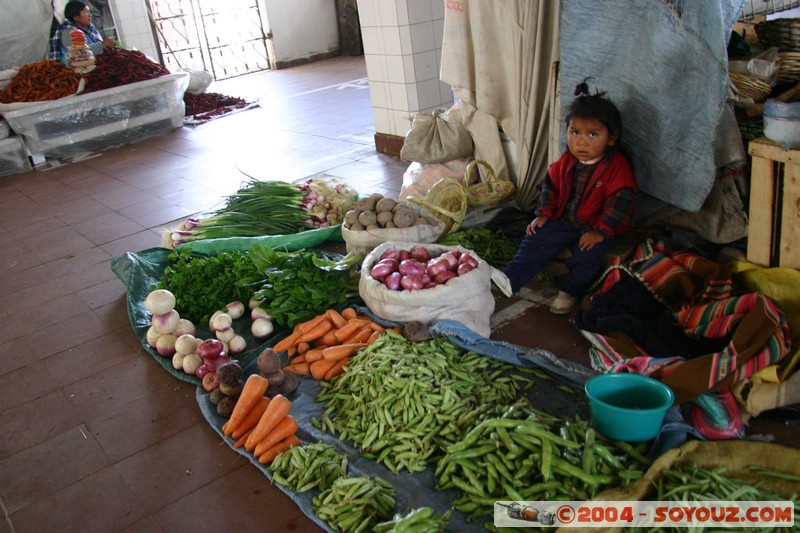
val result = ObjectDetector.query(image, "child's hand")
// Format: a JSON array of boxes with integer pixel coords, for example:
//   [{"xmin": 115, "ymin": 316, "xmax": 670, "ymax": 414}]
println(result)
[
  {"xmin": 579, "ymin": 230, "xmax": 604, "ymax": 251},
  {"xmin": 526, "ymin": 216, "xmax": 549, "ymax": 235}
]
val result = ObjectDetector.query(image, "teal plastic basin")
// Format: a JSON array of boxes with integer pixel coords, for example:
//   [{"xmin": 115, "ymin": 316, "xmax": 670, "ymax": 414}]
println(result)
[{"xmin": 584, "ymin": 373, "xmax": 675, "ymax": 442}]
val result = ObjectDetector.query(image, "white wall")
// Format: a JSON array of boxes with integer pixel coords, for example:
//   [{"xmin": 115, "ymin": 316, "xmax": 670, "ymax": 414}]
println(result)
[
  {"xmin": 261, "ymin": 0, "xmax": 339, "ymax": 65},
  {"xmin": 109, "ymin": 0, "xmax": 337, "ymax": 70}
]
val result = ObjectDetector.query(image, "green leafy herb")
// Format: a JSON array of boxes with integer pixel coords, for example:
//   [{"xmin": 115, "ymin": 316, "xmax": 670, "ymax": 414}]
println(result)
[
  {"xmin": 154, "ymin": 247, "xmax": 261, "ymax": 325},
  {"xmin": 439, "ymin": 227, "xmax": 520, "ymax": 268},
  {"xmin": 249, "ymin": 244, "xmax": 361, "ymax": 327}
]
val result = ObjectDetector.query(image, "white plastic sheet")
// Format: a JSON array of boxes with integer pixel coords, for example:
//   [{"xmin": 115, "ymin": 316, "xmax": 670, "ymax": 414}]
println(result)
[{"xmin": 0, "ymin": 0, "xmax": 52, "ymax": 70}]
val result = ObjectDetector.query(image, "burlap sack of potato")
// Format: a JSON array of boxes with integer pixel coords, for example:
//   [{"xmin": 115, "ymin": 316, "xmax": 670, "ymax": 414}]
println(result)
[
  {"xmin": 564, "ymin": 440, "xmax": 800, "ymax": 533},
  {"xmin": 399, "ymin": 107, "xmax": 474, "ymax": 164},
  {"xmin": 359, "ymin": 241, "xmax": 504, "ymax": 337},
  {"xmin": 341, "ymin": 199, "xmax": 445, "ymax": 256}
]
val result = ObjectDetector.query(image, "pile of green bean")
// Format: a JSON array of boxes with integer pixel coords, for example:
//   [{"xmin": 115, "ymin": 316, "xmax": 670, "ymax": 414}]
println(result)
[
  {"xmin": 267, "ymin": 442, "xmax": 348, "ymax": 493},
  {"xmin": 374, "ymin": 507, "xmax": 451, "ymax": 532},
  {"xmin": 313, "ymin": 476, "xmax": 396, "ymax": 533},
  {"xmin": 643, "ymin": 464, "xmax": 800, "ymax": 532},
  {"xmin": 315, "ymin": 332, "xmax": 524, "ymax": 473},
  {"xmin": 436, "ymin": 405, "xmax": 651, "ymax": 518}
]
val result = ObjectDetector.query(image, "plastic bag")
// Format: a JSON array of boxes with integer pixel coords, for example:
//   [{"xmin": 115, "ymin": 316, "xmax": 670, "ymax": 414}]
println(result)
[
  {"xmin": 359, "ymin": 241, "xmax": 506, "ymax": 337},
  {"xmin": 399, "ymin": 157, "xmax": 472, "ymax": 200},
  {"xmin": 400, "ymin": 108, "xmax": 473, "ymax": 164},
  {"xmin": 180, "ymin": 68, "xmax": 214, "ymax": 94}
]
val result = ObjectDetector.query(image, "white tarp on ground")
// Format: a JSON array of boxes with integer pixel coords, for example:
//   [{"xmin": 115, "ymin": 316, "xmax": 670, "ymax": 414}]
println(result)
[
  {"xmin": 0, "ymin": 0, "xmax": 52, "ymax": 70},
  {"xmin": 560, "ymin": 0, "xmax": 746, "ymax": 213}
]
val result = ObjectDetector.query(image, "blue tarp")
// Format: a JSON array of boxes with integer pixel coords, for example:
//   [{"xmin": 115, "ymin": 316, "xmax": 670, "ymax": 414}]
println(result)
[{"xmin": 560, "ymin": 0, "xmax": 746, "ymax": 212}]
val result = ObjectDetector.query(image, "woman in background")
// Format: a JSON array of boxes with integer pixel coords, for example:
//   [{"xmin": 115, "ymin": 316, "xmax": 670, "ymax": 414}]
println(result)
[{"xmin": 49, "ymin": 1, "xmax": 114, "ymax": 65}]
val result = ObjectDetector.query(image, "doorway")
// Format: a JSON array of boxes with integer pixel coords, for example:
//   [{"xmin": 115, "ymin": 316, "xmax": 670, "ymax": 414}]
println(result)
[{"xmin": 147, "ymin": 0, "xmax": 270, "ymax": 80}]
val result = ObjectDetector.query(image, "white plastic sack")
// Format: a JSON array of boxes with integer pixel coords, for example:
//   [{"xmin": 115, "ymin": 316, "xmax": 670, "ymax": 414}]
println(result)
[
  {"xmin": 0, "ymin": 0, "xmax": 52, "ymax": 71},
  {"xmin": 180, "ymin": 69, "xmax": 214, "ymax": 94},
  {"xmin": 342, "ymin": 203, "xmax": 445, "ymax": 256},
  {"xmin": 360, "ymin": 241, "xmax": 501, "ymax": 337}
]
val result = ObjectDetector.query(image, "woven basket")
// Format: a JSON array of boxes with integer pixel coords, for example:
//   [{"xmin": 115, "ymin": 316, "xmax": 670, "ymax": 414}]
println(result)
[
  {"xmin": 756, "ymin": 18, "xmax": 800, "ymax": 52},
  {"xmin": 729, "ymin": 72, "xmax": 772, "ymax": 102},
  {"xmin": 409, "ymin": 178, "xmax": 468, "ymax": 234},
  {"xmin": 779, "ymin": 52, "xmax": 800, "ymax": 83},
  {"xmin": 463, "ymin": 159, "xmax": 516, "ymax": 207}
]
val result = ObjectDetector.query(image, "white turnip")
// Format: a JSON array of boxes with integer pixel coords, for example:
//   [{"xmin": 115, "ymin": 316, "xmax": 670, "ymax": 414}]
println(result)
[
  {"xmin": 215, "ymin": 326, "xmax": 235, "ymax": 343},
  {"xmin": 248, "ymin": 296, "xmax": 263, "ymax": 310},
  {"xmin": 251, "ymin": 317, "xmax": 274, "ymax": 339},
  {"xmin": 146, "ymin": 326, "xmax": 160, "ymax": 348},
  {"xmin": 228, "ymin": 334, "xmax": 247, "ymax": 355},
  {"xmin": 251, "ymin": 307, "xmax": 272, "ymax": 321},
  {"xmin": 152, "ymin": 309, "xmax": 180, "ymax": 334},
  {"xmin": 174, "ymin": 334, "xmax": 200, "ymax": 356},
  {"xmin": 156, "ymin": 333, "xmax": 177, "ymax": 356},
  {"xmin": 182, "ymin": 353, "xmax": 203, "ymax": 375},
  {"xmin": 172, "ymin": 351, "xmax": 185, "ymax": 370},
  {"xmin": 211, "ymin": 312, "xmax": 233, "ymax": 332},
  {"xmin": 225, "ymin": 301, "xmax": 245, "ymax": 319},
  {"xmin": 208, "ymin": 310, "xmax": 224, "ymax": 331},
  {"xmin": 145, "ymin": 289, "xmax": 176, "ymax": 315},
  {"xmin": 173, "ymin": 319, "xmax": 196, "ymax": 337}
]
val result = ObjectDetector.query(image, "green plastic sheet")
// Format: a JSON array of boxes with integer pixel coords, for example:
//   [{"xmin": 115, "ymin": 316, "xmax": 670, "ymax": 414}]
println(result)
[{"xmin": 174, "ymin": 225, "xmax": 342, "ymax": 255}]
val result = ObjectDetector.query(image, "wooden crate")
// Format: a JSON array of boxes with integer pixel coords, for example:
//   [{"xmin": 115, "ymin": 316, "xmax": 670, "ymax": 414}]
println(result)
[{"xmin": 747, "ymin": 137, "xmax": 800, "ymax": 269}]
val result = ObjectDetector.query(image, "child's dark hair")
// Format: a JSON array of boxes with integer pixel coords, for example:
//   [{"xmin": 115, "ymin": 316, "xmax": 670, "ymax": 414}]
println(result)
[{"xmin": 565, "ymin": 78, "xmax": 623, "ymax": 139}]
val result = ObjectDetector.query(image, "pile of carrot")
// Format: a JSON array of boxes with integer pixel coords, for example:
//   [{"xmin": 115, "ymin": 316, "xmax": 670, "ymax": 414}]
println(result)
[
  {"xmin": 222, "ymin": 374, "xmax": 300, "ymax": 464},
  {"xmin": 274, "ymin": 307, "xmax": 401, "ymax": 381}
]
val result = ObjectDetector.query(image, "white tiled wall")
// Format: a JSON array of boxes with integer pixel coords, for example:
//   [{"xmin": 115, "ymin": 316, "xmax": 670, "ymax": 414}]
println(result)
[
  {"xmin": 109, "ymin": 0, "xmax": 159, "ymax": 60},
  {"xmin": 357, "ymin": 0, "xmax": 453, "ymax": 137}
]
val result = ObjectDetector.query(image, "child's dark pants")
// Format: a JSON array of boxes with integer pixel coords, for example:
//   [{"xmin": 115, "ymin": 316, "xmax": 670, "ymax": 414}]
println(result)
[{"xmin": 502, "ymin": 219, "xmax": 618, "ymax": 295}]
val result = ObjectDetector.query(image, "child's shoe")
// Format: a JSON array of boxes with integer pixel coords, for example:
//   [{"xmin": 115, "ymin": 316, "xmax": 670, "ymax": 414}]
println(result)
[{"xmin": 549, "ymin": 290, "xmax": 577, "ymax": 315}]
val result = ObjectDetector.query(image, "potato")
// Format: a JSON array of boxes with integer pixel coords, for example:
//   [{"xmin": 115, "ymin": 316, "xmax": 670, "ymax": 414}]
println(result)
[
  {"xmin": 366, "ymin": 224, "xmax": 380, "ymax": 231},
  {"xmin": 376, "ymin": 211, "xmax": 394, "ymax": 227},
  {"xmin": 358, "ymin": 210, "xmax": 377, "ymax": 227},
  {"xmin": 349, "ymin": 221, "xmax": 365, "ymax": 231},
  {"xmin": 413, "ymin": 216, "xmax": 429, "ymax": 225},
  {"xmin": 356, "ymin": 194, "xmax": 381, "ymax": 212},
  {"xmin": 375, "ymin": 197, "xmax": 397, "ymax": 213},
  {"xmin": 219, "ymin": 380, "xmax": 244, "ymax": 396},
  {"xmin": 209, "ymin": 388, "xmax": 226, "ymax": 405},
  {"xmin": 393, "ymin": 207, "xmax": 416, "ymax": 228},
  {"xmin": 344, "ymin": 209, "xmax": 359, "ymax": 226}
]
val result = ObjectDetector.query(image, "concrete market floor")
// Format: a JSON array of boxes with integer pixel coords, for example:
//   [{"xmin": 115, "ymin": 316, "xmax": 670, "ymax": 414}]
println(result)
[{"xmin": 0, "ymin": 56, "xmax": 795, "ymax": 533}]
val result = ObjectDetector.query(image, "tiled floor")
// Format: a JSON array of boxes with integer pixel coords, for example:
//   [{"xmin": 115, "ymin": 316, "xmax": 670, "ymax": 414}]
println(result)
[{"xmin": 0, "ymin": 56, "xmax": 794, "ymax": 533}]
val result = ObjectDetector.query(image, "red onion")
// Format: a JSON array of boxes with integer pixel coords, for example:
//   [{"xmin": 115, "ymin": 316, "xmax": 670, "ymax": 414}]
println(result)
[
  {"xmin": 450, "ymin": 251, "xmax": 462, "ymax": 261},
  {"xmin": 439, "ymin": 252, "xmax": 459, "ymax": 271},
  {"xmin": 400, "ymin": 274, "xmax": 424, "ymax": 290},
  {"xmin": 398, "ymin": 250, "xmax": 412, "ymax": 261},
  {"xmin": 426, "ymin": 258, "xmax": 449, "ymax": 277},
  {"xmin": 399, "ymin": 259, "xmax": 426, "ymax": 277},
  {"xmin": 423, "ymin": 282, "xmax": 437, "ymax": 289},
  {"xmin": 433, "ymin": 270, "xmax": 457, "ymax": 284},
  {"xmin": 459, "ymin": 253, "xmax": 479, "ymax": 268},
  {"xmin": 410, "ymin": 245, "xmax": 432, "ymax": 262},
  {"xmin": 377, "ymin": 258, "xmax": 400, "ymax": 272},
  {"xmin": 370, "ymin": 262, "xmax": 394, "ymax": 280},
  {"xmin": 384, "ymin": 271, "xmax": 402, "ymax": 290},
  {"xmin": 197, "ymin": 338, "xmax": 224, "ymax": 359},
  {"xmin": 381, "ymin": 247, "xmax": 400, "ymax": 261},
  {"xmin": 457, "ymin": 263, "xmax": 475, "ymax": 276}
]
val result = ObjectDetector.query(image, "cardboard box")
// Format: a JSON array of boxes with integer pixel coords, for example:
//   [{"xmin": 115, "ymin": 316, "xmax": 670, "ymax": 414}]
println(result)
[{"xmin": 0, "ymin": 73, "xmax": 189, "ymax": 161}]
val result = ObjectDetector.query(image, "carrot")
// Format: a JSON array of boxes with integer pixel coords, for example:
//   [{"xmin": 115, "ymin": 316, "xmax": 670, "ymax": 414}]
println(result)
[
  {"xmin": 322, "ymin": 342, "xmax": 368, "ymax": 362},
  {"xmin": 333, "ymin": 319, "xmax": 369, "ymax": 343},
  {"xmin": 391, "ymin": 326, "xmax": 403, "ymax": 334},
  {"xmin": 283, "ymin": 363, "xmax": 310, "ymax": 376},
  {"xmin": 245, "ymin": 394, "xmax": 292, "ymax": 451},
  {"xmin": 310, "ymin": 358, "xmax": 338, "ymax": 380},
  {"xmin": 368, "ymin": 322, "xmax": 385, "ymax": 332},
  {"xmin": 224, "ymin": 374, "xmax": 269, "ymax": 437},
  {"xmin": 367, "ymin": 331, "xmax": 381, "ymax": 344},
  {"xmin": 304, "ymin": 348, "xmax": 325, "ymax": 363},
  {"xmin": 253, "ymin": 415, "xmax": 299, "ymax": 457},
  {"xmin": 257, "ymin": 435, "xmax": 301, "ymax": 465},
  {"xmin": 341, "ymin": 307, "xmax": 357, "ymax": 320},
  {"xmin": 344, "ymin": 325, "xmax": 373, "ymax": 344},
  {"xmin": 274, "ymin": 331, "xmax": 301, "ymax": 353},
  {"xmin": 324, "ymin": 358, "xmax": 349, "ymax": 380},
  {"xmin": 232, "ymin": 396, "xmax": 270, "ymax": 438},
  {"xmin": 296, "ymin": 319, "xmax": 333, "ymax": 343},
  {"xmin": 295, "ymin": 313, "xmax": 327, "ymax": 334},
  {"xmin": 318, "ymin": 329, "xmax": 339, "ymax": 346},
  {"xmin": 325, "ymin": 308, "xmax": 347, "ymax": 329},
  {"xmin": 233, "ymin": 427, "xmax": 253, "ymax": 448},
  {"xmin": 289, "ymin": 353, "xmax": 307, "ymax": 365},
  {"xmin": 287, "ymin": 345, "xmax": 297, "ymax": 357}
]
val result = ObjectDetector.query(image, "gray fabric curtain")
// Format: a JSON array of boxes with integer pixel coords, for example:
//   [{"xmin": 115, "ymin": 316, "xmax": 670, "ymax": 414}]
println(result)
[{"xmin": 440, "ymin": 0, "xmax": 560, "ymax": 210}]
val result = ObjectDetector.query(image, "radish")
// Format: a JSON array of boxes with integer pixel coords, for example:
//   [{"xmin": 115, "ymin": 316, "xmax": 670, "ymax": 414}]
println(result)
[
  {"xmin": 145, "ymin": 289, "xmax": 176, "ymax": 315},
  {"xmin": 211, "ymin": 312, "xmax": 233, "ymax": 332},
  {"xmin": 156, "ymin": 334, "xmax": 177, "ymax": 357},
  {"xmin": 215, "ymin": 326, "xmax": 235, "ymax": 343},
  {"xmin": 225, "ymin": 301, "xmax": 245, "ymax": 319},
  {"xmin": 152, "ymin": 309, "xmax": 180, "ymax": 334},
  {"xmin": 173, "ymin": 319, "xmax": 196, "ymax": 337},
  {"xmin": 252, "ymin": 317, "xmax": 274, "ymax": 339}
]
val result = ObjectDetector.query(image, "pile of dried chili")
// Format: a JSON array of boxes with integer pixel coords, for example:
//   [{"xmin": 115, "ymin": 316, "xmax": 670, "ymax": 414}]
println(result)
[
  {"xmin": 184, "ymin": 91, "xmax": 249, "ymax": 120},
  {"xmin": 82, "ymin": 48, "xmax": 170, "ymax": 94},
  {"xmin": 0, "ymin": 60, "xmax": 82, "ymax": 103}
]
